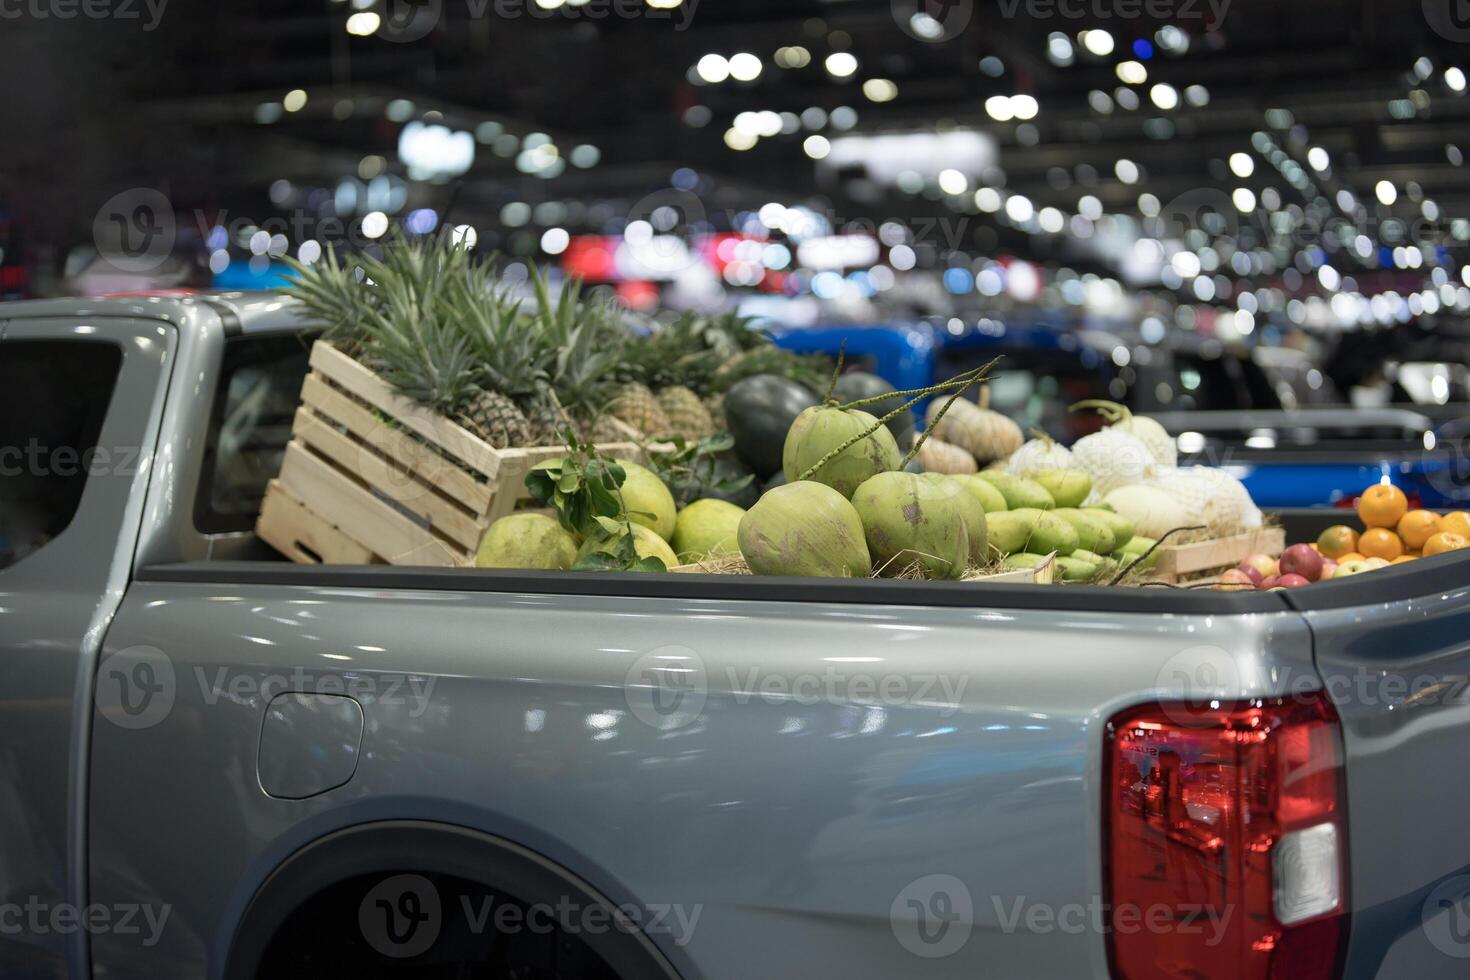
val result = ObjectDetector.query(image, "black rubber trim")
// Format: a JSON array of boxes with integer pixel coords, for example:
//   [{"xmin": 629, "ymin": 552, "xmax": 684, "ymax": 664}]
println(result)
[
  {"xmin": 1280, "ymin": 548, "xmax": 1470, "ymax": 612},
  {"xmin": 222, "ymin": 821, "xmax": 686, "ymax": 980},
  {"xmin": 137, "ymin": 561, "xmax": 1293, "ymax": 614},
  {"xmin": 203, "ymin": 298, "xmax": 243, "ymax": 336}
]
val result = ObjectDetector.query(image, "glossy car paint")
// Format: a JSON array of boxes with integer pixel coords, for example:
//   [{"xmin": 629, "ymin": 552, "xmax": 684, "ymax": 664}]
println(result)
[
  {"xmin": 88, "ymin": 579, "xmax": 1316, "ymax": 979},
  {"xmin": 0, "ymin": 314, "xmax": 174, "ymax": 978},
  {"xmin": 1304, "ymin": 581, "xmax": 1470, "ymax": 978}
]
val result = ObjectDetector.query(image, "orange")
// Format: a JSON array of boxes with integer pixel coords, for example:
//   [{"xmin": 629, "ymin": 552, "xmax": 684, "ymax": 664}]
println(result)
[
  {"xmin": 1337, "ymin": 552, "xmax": 1366, "ymax": 563},
  {"xmin": 1316, "ymin": 525, "xmax": 1360, "ymax": 559},
  {"xmin": 1392, "ymin": 555, "xmax": 1418, "ymax": 563},
  {"xmin": 1423, "ymin": 532, "xmax": 1470, "ymax": 557},
  {"xmin": 1397, "ymin": 510, "xmax": 1443, "ymax": 550},
  {"xmin": 1442, "ymin": 512, "xmax": 1470, "ymax": 538},
  {"xmin": 1357, "ymin": 484, "xmax": 1408, "ymax": 529},
  {"xmin": 1358, "ymin": 528, "xmax": 1405, "ymax": 560}
]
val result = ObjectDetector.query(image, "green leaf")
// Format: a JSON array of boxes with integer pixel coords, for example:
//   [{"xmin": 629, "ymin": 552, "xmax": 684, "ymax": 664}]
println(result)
[
  {"xmin": 587, "ymin": 480, "xmax": 621, "ymax": 517},
  {"xmin": 631, "ymin": 556, "xmax": 669, "ymax": 573},
  {"xmin": 557, "ymin": 471, "xmax": 583, "ymax": 494},
  {"xmin": 573, "ymin": 553, "xmax": 624, "ymax": 572},
  {"xmin": 593, "ymin": 515, "xmax": 625, "ymax": 536}
]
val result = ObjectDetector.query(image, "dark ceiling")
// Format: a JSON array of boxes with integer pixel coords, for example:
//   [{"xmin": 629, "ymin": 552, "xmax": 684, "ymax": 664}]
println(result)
[{"xmin": 2, "ymin": 0, "xmax": 1467, "ymax": 274}]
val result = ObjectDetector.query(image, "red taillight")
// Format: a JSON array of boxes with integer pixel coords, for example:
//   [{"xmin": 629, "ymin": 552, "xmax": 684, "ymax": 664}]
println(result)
[{"xmin": 1104, "ymin": 693, "xmax": 1349, "ymax": 980}]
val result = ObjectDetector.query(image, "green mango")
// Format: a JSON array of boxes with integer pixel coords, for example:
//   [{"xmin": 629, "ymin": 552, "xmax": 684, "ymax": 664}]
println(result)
[
  {"xmin": 1001, "ymin": 553, "xmax": 1050, "ymax": 570},
  {"xmin": 1051, "ymin": 509, "xmax": 1117, "ymax": 554},
  {"xmin": 974, "ymin": 471, "xmax": 1055, "ymax": 511},
  {"xmin": 1031, "ymin": 469, "xmax": 1092, "ymax": 509},
  {"xmin": 1083, "ymin": 508, "xmax": 1134, "ymax": 549},
  {"xmin": 1055, "ymin": 555, "xmax": 1100, "ymax": 582},
  {"xmin": 1024, "ymin": 512, "xmax": 1080, "ymax": 557},
  {"xmin": 1071, "ymin": 548, "xmax": 1111, "ymax": 566},
  {"xmin": 953, "ymin": 474, "xmax": 1008, "ymax": 513},
  {"xmin": 985, "ymin": 509, "xmax": 1041, "ymax": 557},
  {"xmin": 1119, "ymin": 534, "xmax": 1157, "ymax": 555},
  {"xmin": 1113, "ymin": 536, "xmax": 1160, "ymax": 570}
]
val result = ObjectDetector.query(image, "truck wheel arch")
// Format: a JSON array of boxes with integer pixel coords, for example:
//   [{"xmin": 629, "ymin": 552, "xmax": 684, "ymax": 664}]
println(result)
[{"xmin": 222, "ymin": 820, "xmax": 687, "ymax": 980}]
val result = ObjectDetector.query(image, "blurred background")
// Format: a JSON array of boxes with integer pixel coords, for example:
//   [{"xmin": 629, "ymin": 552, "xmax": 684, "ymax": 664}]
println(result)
[{"xmin": 2, "ymin": 0, "xmax": 1469, "ymax": 499}]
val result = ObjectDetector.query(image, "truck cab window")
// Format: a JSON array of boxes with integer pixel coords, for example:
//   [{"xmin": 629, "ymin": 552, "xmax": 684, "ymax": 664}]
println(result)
[
  {"xmin": 194, "ymin": 334, "xmax": 313, "ymax": 534},
  {"xmin": 0, "ymin": 340, "xmax": 123, "ymax": 571}
]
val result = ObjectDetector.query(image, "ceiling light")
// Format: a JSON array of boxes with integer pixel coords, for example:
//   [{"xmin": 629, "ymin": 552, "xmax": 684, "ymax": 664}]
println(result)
[
  {"xmin": 283, "ymin": 89, "xmax": 307, "ymax": 112},
  {"xmin": 1233, "ymin": 188, "xmax": 1257, "ymax": 212},
  {"xmin": 728, "ymin": 52, "xmax": 762, "ymax": 81},
  {"xmin": 1116, "ymin": 61, "xmax": 1147, "ymax": 84},
  {"xmin": 984, "ymin": 95, "xmax": 1014, "ymax": 121},
  {"xmin": 1010, "ymin": 94, "xmax": 1039, "ymax": 120},
  {"xmin": 1229, "ymin": 152, "xmax": 1255, "ymax": 178},
  {"xmin": 1115, "ymin": 159, "xmax": 1140, "ymax": 184},
  {"xmin": 803, "ymin": 135, "xmax": 831, "ymax": 159},
  {"xmin": 345, "ymin": 11, "xmax": 380, "ymax": 35},
  {"xmin": 938, "ymin": 169, "xmax": 968, "ymax": 195},
  {"xmin": 1081, "ymin": 29, "xmax": 1115, "ymax": 56},
  {"xmin": 696, "ymin": 54, "xmax": 730, "ymax": 83},
  {"xmin": 825, "ymin": 52, "xmax": 858, "ymax": 78},
  {"xmin": 1149, "ymin": 83, "xmax": 1178, "ymax": 110},
  {"xmin": 1307, "ymin": 146, "xmax": 1330, "ymax": 172},
  {"xmin": 862, "ymin": 78, "xmax": 898, "ymax": 103},
  {"xmin": 1376, "ymin": 180, "xmax": 1397, "ymax": 206},
  {"xmin": 1447, "ymin": 67, "xmax": 1467, "ymax": 92}
]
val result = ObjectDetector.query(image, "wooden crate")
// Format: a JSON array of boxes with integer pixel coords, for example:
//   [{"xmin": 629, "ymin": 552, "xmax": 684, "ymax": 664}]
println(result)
[
  {"xmin": 1151, "ymin": 527, "xmax": 1286, "ymax": 582},
  {"xmin": 257, "ymin": 341, "xmax": 642, "ymax": 567}
]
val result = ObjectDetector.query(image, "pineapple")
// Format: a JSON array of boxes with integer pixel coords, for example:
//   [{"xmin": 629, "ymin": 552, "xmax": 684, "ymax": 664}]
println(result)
[
  {"xmin": 703, "ymin": 393, "xmax": 726, "ymax": 431},
  {"xmin": 656, "ymin": 386, "xmax": 715, "ymax": 441},
  {"xmin": 464, "ymin": 388, "xmax": 531, "ymax": 448},
  {"xmin": 613, "ymin": 382, "xmax": 672, "ymax": 437},
  {"xmin": 521, "ymin": 386, "xmax": 578, "ymax": 447}
]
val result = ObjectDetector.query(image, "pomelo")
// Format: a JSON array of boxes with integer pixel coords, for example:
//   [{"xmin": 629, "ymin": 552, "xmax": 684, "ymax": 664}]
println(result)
[
  {"xmin": 476, "ymin": 513, "xmax": 579, "ymax": 570},
  {"xmin": 671, "ymin": 499, "xmax": 746, "ymax": 561},
  {"xmin": 576, "ymin": 522, "xmax": 677, "ymax": 569},
  {"xmin": 851, "ymin": 471, "xmax": 969, "ymax": 579},
  {"xmin": 614, "ymin": 458, "xmax": 678, "ymax": 542},
  {"xmin": 738, "ymin": 481, "xmax": 872, "ymax": 577}
]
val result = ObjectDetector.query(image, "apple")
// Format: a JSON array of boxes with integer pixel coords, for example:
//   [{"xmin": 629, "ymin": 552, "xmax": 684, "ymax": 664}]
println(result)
[
  {"xmin": 1319, "ymin": 559, "xmax": 1339, "ymax": 581},
  {"xmin": 1260, "ymin": 575, "xmax": 1281, "ymax": 590},
  {"xmin": 1217, "ymin": 568, "xmax": 1256, "ymax": 590},
  {"xmin": 1280, "ymin": 544, "xmax": 1325, "ymax": 582},
  {"xmin": 1241, "ymin": 553, "xmax": 1280, "ymax": 580},
  {"xmin": 1235, "ymin": 562, "xmax": 1264, "ymax": 587},
  {"xmin": 1278, "ymin": 573, "xmax": 1311, "ymax": 589},
  {"xmin": 1334, "ymin": 559, "xmax": 1374, "ymax": 577}
]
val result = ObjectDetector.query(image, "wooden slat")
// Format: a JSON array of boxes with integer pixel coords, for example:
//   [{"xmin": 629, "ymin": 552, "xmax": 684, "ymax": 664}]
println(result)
[
  {"xmin": 1154, "ymin": 527, "xmax": 1286, "ymax": 580},
  {"xmin": 308, "ymin": 341, "xmax": 505, "ymax": 478},
  {"xmin": 299, "ymin": 373, "xmax": 494, "ymax": 513},
  {"xmin": 257, "ymin": 480, "xmax": 380, "ymax": 565},
  {"xmin": 277, "ymin": 441, "xmax": 470, "ymax": 566},
  {"xmin": 291, "ymin": 408, "xmax": 488, "ymax": 553}
]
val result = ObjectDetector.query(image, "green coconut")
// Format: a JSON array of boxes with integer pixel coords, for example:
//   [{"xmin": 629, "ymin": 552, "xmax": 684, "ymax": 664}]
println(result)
[
  {"xmin": 782, "ymin": 406, "xmax": 902, "ymax": 498},
  {"xmin": 737, "ymin": 481, "xmax": 872, "ymax": 577},
  {"xmin": 920, "ymin": 473, "xmax": 989, "ymax": 566},
  {"xmin": 671, "ymin": 499, "xmax": 746, "ymax": 561},
  {"xmin": 576, "ymin": 523, "xmax": 678, "ymax": 569},
  {"xmin": 614, "ymin": 458, "xmax": 677, "ymax": 542},
  {"xmin": 851, "ymin": 471, "xmax": 969, "ymax": 579},
  {"xmin": 476, "ymin": 513, "xmax": 579, "ymax": 570}
]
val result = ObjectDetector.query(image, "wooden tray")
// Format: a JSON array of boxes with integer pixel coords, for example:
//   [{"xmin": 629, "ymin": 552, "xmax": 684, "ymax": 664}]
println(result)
[
  {"xmin": 1151, "ymin": 527, "xmax": 1286, "ymax": 582},
  {"xmin": 257, "ymin": 340, "xmax": 643, "ymax": 567}
]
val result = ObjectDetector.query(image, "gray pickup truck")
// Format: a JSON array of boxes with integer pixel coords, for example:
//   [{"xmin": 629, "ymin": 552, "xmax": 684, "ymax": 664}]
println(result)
[{"xmin": 4, "ymin": 293, "xmax": 1470, "ymax": 980}]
